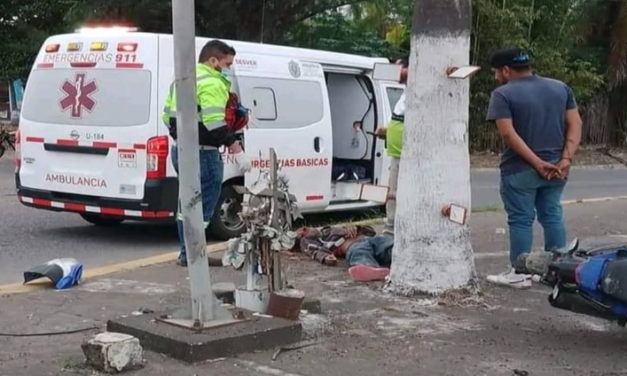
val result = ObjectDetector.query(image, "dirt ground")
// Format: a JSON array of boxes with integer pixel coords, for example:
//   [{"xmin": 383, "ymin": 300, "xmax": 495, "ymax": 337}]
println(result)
[{"xmin": 2, "ymin": 200, "xmax": 627, "ymax": 376}]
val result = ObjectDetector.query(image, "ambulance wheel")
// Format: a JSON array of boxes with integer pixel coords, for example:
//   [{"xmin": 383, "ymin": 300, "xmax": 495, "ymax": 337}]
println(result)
[
  {"xmin": 80, "ymin": 213, "xmax": 125, "ymax": 227},
  {"xmin": 208, "ymin": 185, "xmax": 245, "ymax": 241}
]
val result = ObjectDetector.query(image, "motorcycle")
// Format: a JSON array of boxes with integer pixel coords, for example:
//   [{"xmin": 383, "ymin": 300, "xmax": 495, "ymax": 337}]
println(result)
[
  {"xmin": 0, "ymin": 127, "xmax": 16, "ymax": 160},
  {"xmin": 520, "ymin": 237, "xmax": 627, "ymax": 326}
]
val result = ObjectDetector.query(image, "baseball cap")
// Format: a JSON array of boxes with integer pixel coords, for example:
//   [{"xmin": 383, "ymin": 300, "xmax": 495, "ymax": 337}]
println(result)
[{"xmin": 490, "ymin": 48, "xmax": 532, "ymax": 69}]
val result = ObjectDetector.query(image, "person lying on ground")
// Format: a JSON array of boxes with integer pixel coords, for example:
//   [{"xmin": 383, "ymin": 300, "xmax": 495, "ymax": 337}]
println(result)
[{"xmin": 296, "ymin": 225, "xmax": 393, "ymax": 282}]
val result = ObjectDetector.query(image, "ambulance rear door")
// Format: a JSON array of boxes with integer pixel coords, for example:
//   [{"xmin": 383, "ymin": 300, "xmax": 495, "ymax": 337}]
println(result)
[{"xmin": 19, "ymin": 32, "xmax": 160, "ymax": 201}]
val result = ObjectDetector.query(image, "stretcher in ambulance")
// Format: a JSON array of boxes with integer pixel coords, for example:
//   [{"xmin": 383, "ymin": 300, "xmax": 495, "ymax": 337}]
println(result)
[{"xmin": 16, "ymin": 28, "xmax": 405, "ymax": 240}]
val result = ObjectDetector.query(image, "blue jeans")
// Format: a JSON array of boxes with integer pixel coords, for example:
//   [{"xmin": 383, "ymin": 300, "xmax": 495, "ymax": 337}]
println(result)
[
  {"xmin": 346, "ymin": 235, "xmax": 394, "ymax": 268},
  {"xmin": 500, "ymin": 169, "xmax": 567, "ymax": 266},
  {"xmin": 171, "ymin": 145, "xmax": 223, "ymax": 262}
]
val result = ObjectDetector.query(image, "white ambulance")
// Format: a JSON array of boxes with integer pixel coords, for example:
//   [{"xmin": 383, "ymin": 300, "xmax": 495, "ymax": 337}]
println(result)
[{"xmin": 16, "ymin": 28, "xmax": 405, "ymax": 240}]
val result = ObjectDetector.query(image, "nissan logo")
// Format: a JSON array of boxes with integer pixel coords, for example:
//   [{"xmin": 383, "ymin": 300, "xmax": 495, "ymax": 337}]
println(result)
[{"xmin": 70, "ymin": 130, "xmax": 80, "ymax": 140}]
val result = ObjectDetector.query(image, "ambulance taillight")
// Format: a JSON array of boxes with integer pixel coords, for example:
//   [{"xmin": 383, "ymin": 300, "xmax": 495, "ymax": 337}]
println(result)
[
  {"xmin": 15, "ymin": 131, "xmax": 21, "ymax": 172},
  {"xmin": 146, "ymin": 136, "xmax": 169, "ymax": 179}
]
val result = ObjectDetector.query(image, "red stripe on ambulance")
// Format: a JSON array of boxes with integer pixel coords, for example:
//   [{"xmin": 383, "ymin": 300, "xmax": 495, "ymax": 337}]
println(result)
[
  {"xmin": 306, "ymin": 195, "xmax": 324, "ymax": 201},
  {"xmin": 37, "ymin": 63, "xmax": 54, "ymax": 69},
  {"xmin": 19, "ymin": 196, "xmax": 174, "ymax": 218},
  {"xmin": 25, "ymin": 137, "xmax": 146, "ymax": 150},
  {"xmin": 70, "ymin": 62, "xmax": 97, "ymax": 68},
  {"xmin": 93, "ymin": 142, "xmax": 117, "ymax": 149},
  {"xmin": 116, "ymin": 63, "xmax": 144, "ymax": 69},
  {"xmin": 57, "ymin": 139, "xmax": 80, "ymax": 146}
]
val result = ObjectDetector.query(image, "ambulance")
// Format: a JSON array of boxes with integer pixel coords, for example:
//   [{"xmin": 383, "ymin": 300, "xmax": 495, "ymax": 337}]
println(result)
[{"xmin": 16, "ymin": 28, "xmax": 405, "ymax": 240}]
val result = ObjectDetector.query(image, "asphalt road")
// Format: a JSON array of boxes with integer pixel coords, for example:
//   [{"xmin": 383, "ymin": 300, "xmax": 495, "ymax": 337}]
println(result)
[
  {"xmin": 1, "ymin": 150, "xmax": 626, "ymax": 284},
  {"xmin": 471, "ymin": 168, "xmax": 627, "ymax": 209}
]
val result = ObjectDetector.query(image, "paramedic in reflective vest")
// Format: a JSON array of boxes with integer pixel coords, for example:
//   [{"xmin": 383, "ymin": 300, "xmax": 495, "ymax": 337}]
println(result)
[
  {"xmin": 162, "ymin": 40, "xmax": 242, "ymax": 267},
  {"xmin": 375, "ymin": 57, "xmax": 408, "ymax": 236}
]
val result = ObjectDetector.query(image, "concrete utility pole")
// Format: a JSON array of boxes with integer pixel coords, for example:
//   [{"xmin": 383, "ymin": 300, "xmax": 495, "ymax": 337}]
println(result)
[
  {"xmin": 388, "ymin": 0, "xmax": 477, "ymax": 296},
  {"xmin": 172, "ymin": 0, "xmax": 224, "ymax": 323}
]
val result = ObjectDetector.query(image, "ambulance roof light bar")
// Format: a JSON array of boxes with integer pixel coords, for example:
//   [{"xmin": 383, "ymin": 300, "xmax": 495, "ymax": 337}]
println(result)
[{"xmin": 76, "ymin": 26, "xmax": 138, "ymax": 34}]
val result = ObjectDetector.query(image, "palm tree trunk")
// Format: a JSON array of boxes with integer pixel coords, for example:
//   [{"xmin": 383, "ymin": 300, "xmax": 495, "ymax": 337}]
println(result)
[{"xmin": 388, "ymin": 0, "xmax": 477, "ymax": 296}]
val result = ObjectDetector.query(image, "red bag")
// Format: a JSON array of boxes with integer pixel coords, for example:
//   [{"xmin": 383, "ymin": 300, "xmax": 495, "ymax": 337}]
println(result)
[{"xmin": 225, "ymin": 93, "xmax": 249, "ymax": 132}]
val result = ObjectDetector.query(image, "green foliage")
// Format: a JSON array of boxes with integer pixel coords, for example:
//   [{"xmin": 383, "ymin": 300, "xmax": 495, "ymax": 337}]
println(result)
[
  {"xmin": 0, "ymin": 0, "xmax": 71, "ymax": 79},
  {"xmin": 469, "ymin": 0, "xmax": 606, "ymax": 150},
  {"xmin": 284, "ymin": 10, "xmax": 403, "ymax": 58},
  {"xmin": 0, "ymin": 0, "xmax": 623, "ymax": 147}
]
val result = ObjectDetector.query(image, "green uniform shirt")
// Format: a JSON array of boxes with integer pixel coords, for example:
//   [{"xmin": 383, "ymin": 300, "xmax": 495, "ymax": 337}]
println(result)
[
  {"xmin": 161, "ymin": 64, "xmax": 231, "ymax": 131},
  {"xmin": 387, "ymin": 119, "xmax": 403, "ymax": 158}
]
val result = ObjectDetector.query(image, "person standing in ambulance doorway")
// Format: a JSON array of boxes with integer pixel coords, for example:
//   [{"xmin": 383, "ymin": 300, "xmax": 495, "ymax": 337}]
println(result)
[
  {"xmin": 162, "ymin": 40, "xmax": 250, "ymax": 267},
  {"xmin": 375, "ymin": 57, "xmax": 408, "ymax": 236},
  {"xmin": 485, "ymin": 48, "xmax": 582, "ymax": 288}
]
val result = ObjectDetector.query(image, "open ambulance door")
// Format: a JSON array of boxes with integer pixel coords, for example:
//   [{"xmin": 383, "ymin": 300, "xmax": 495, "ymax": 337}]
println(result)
[{"xmin": 237, "ymin": 59, "xmax": 333, "ymax": 211}]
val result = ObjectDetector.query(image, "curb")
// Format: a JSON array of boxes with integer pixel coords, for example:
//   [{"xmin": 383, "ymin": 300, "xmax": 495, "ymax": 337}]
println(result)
[{"xmin": 0, "ymin": 242, "xmax": 228, "ymax": 296}]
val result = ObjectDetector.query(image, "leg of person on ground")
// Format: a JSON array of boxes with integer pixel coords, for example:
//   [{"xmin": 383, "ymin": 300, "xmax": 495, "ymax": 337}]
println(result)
[
  {"xmin": 346, "ymin": 237, "xmax": 392, "ymax": 282},
  {"xmin": 487, "ymin": 170, "xmax": 539, "ymax": 288}
]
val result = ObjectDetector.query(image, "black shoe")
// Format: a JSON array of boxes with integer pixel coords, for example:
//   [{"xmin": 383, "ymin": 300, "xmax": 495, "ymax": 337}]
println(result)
[{"xmin": 176, "ymin": 259, "xmax": 188, "ymax": 267}]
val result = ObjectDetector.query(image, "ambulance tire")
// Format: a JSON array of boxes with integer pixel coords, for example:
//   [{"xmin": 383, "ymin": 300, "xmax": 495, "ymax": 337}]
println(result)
[
  {"xmin": 80, "ymin": 213, "xmax": 125, "ymax": 227},
  {"xmin": 208, "ymin": 185, "xmax": 245, "ymax": 241}
]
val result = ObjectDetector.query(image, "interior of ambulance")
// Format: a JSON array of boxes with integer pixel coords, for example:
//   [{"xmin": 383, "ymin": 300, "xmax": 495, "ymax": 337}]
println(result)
[{"xmin": 325, "ymin": 72, "xmax": 379, "ymax": 203}]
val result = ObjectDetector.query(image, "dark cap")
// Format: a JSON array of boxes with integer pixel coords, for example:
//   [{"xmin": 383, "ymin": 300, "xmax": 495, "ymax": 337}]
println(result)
[{"xmin": 490, "ymin": 48, "xmax": 532, "ymax": 69}]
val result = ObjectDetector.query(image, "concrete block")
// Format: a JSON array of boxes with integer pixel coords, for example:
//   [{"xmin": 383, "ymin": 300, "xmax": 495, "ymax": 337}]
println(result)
[
  {"xmin": 82, "ymin": 332, "xmax": 144, "ymax": 373},
  {"xmin": 107, "ymin": 309, "xmax": 302, "ymax": 363}
]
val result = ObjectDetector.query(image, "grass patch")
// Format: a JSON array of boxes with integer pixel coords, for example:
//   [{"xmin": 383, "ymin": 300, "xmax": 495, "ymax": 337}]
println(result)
[
  {"xmin": 472, "ymin": 203, "xmax": 504, "ymax": 213},
  {"xmin": 58, "ymin": 356, "xmax": 88, "ymax": 373},
  {"xmin": 298, "ymin": 208, "xmax": 384, "ymax": 228}
]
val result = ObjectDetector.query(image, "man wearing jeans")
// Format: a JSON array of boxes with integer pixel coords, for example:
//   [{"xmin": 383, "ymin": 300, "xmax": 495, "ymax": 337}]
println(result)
[
  {"xmin": 163, "ymin": 40, "xmax": 244, "ymax": 266},
  {"xmin": 485, "ymin": 48, "xmax": 583, "ymax": 288}
]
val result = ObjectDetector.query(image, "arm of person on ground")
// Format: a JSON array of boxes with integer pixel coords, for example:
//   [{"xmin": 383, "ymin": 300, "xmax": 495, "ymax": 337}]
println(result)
[
  {"xmin": 299, "ymin": 228, "xmax": 338, "ymax": 266},
  {"xmin": 556, "ymin": 87, "xmax": 582, "ymax": 179}
]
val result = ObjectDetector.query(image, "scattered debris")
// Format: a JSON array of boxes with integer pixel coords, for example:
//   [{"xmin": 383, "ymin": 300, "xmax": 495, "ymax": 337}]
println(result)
[
  {"xmin": 206, "ymin": 358, "xmax": 226, "ymax": 364},
  {"xmin": 272, "ymin": 340, "xmax": 321, "ymax": 361},
  {"xmin": 513, "ymin": 369, "xmax": 529, "ymax": 376},
  {"xmin": 82, "ymin": 332, "xmax": 144, "ymax": 374},
  {"xmin": 131, "ymin": 307, "xmax": 154, "ymax": 316},
  {"xmin": 495, "ymin": 227, "xmax": 506, "ymax": 234},
  {"xmin": 436, "ymin": 288, "xmax": 496, "ymax": 310},
  {"xmin": 253, "ymin": 312, "xmax": 274, "ymax": 319},
  {"xmin": 23, "ymin": 258, "xmax": 83, "ymax": 290}
]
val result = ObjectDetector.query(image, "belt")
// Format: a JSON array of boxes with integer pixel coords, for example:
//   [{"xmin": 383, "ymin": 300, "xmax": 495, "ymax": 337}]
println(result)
[{"xmin": 173, "ymin": 143, "xmax": 218, "ymax": 151}]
